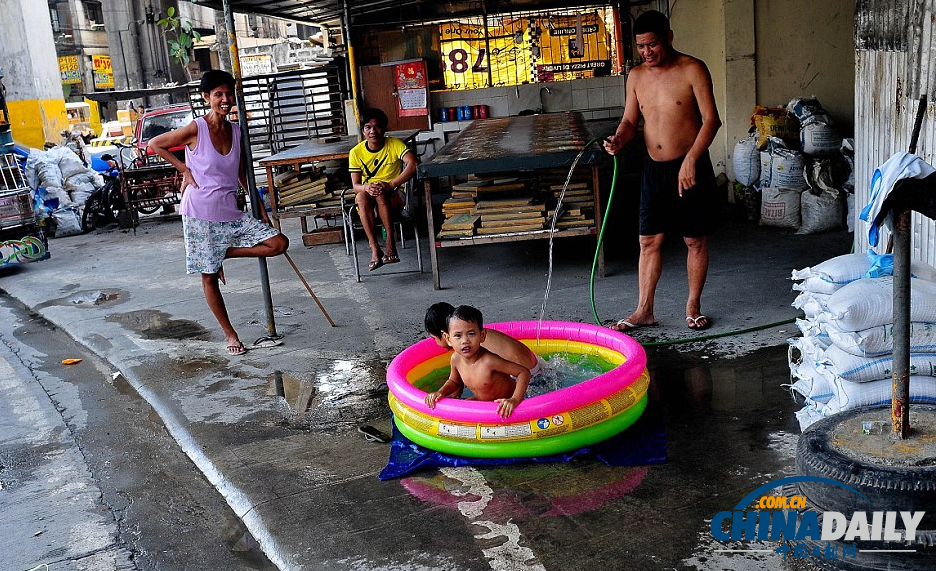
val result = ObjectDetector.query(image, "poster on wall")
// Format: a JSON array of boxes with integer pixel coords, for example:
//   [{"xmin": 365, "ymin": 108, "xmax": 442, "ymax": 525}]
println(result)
[
  {"xmin": 438, "ymin": 10, "xmax": 611, "ymax": 90},
  {"xmin": 241, "ymin": 54, "xmax": 275, "ymax": 77},
  {"xmin": 395, "ymin": 60, "xmax": 428, "ymax": 117},
  {"xmin": 440, "ymin": 19, "xmax": 530, "ymax": 89},
  {"xmin": 58, "ymin": 56, "xmax": 81, "ymax": 85},
  {"xmin": 534, "ymin": 12, "xmax": 611, "ymax": 82},
  {"xmin": 92, "ymin": 55, "xmax": 114, "ymax": 89}
]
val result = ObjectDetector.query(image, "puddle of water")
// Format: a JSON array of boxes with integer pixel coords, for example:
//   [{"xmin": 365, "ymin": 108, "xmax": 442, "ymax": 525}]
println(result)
[
  {"xmin": 264, "ymin": 359, "xmax": 388, "ymax": 429},
  {"xmin": 106, "ymin": 309, "xmax": 211, "ymax": 341},
  {"xmin": 33, "ymin": 288, "xmax": 127, "ymax": 310}
]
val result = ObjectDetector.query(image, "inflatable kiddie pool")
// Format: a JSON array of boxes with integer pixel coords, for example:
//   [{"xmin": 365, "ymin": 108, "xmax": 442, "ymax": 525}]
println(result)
[{"xmin": 387, "ymin": 320, "xmax": 649, "ymax": 458}]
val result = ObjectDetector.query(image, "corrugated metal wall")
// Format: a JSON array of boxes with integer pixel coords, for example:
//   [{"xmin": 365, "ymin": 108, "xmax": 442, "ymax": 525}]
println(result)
[{"xmin": 855, "ymin": 0, "xmax": 936, "ymax": 265}]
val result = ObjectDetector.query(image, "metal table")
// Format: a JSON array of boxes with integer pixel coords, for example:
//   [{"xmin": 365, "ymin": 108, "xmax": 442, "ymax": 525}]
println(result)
[
  {"xmin": 259, "ymin": 130, "xmax": 420, "ymax": 240},
  {"xmin": 417, "ymin": 112, "xmax": 615, "ymax": 289}
]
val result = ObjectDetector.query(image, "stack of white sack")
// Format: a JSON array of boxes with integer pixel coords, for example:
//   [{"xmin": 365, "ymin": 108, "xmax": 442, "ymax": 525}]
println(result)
[{"xmin": 788, "ymin": 252, "xmax": 936, "ymax": 430}]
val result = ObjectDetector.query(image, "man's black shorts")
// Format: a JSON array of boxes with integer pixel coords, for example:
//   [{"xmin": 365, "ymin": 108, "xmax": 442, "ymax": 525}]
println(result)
[{"xmin": 639, "ymin": 151, "xmax": 717, "ymax": 237}]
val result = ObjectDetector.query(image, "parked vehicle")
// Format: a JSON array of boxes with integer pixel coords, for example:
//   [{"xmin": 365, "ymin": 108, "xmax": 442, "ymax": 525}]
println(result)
[
  {"xmin": 133, "ymin": 104, "xmax": 193, "ymax": 160},
  {"xmin": 1, "ymin": 153, "xmax": 49, "ymax": 267}
]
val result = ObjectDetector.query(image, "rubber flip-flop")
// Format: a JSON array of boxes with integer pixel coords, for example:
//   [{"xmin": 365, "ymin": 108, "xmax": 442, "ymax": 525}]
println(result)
[
  {"xmin": 609, "ymin": 319, "xmax": 658, "ymax": 332},
  {"xmin": 368, "ymin": 258, "xmax": 384, "ymax": 271},
  {"xmin": 382, "ymin": 252, "xmax": 400, "ymax": 264},
  {"xmin": 358, "ymin": 424, "xmax": 390, "ymax": 443},
  {"xmin": 686, "ymin": 315, "xmax": 712, "ymax": 330},
  {"xmin": 227, "ymin": 341, "xmax": 248, "ymax": 356},
  {"xmin": 252, "ymin": 336, "xmax": 284, "ymax": 349}
]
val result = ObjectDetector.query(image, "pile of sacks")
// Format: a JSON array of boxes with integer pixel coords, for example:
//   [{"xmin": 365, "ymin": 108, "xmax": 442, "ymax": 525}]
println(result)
[
  {"xmin": 732, "ymin": 97, "xmax": 853, "ymax": 234},
  {"xmin": 788, "ymin": 252, "xmax": 936, "ymax": 430},
  {"xmin": 24, "ymin": 145, "xmax": 105, "ymax": 237}
]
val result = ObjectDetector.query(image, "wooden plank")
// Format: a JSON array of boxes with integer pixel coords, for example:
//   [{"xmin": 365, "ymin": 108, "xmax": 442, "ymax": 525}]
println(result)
[{"xmin": 477, "ymin": 223, "xmax": 544, "ymax": 235}]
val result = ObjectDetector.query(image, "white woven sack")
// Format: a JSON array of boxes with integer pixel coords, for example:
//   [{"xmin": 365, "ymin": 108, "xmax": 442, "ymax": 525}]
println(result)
[
  {"xmin": 792, "ymin": 253, "xmax": 872, "ymax": 293},
  {"xmin": 796, "ymin": 190, "xmax": 843, "ymax": 235},
  {"xmin": 800, "ymin": 115, "xmax": 842, "ymax": 156},
  {"xmin": 819, "ymin": 342, "xmax": 936, "ymax": 383},
  {"xmin": 792, "ymin": 253, "xmax": 936, "ymax": 294},
  {"xmin": 792, "ymin": 291, "xmax": 831, "ymax": 320},
  {"xmin": 822, "ymin": 277, "xmax": 936, "ymax": 331},
  {"xmin": 821, "ymin": 375, "xmax": 936, "ymax": 415},
  {"xmin": 769, "ymin": 148, "xmax": 808, "ymax": 190},
  {"xmin": 788, "ymin": 337, "xmax": 835, "ymax": 403},
  {"xmin": 828, "ymin": 321, "xmax": 936, "ymax": 357},
  {"xmin": 791, "ymin": 378, "xmax": 835, "ymax": 404},
  {"xmin": 761, "ymin": 187, "xmax": 801, "ymax": 228},
  {"xmin": 795, "ymin": 405, "xmax": 825, "ymax": 431},
  {"xmin": 733, "ymin": 135, "xmax": 760, "ymax": 187}
]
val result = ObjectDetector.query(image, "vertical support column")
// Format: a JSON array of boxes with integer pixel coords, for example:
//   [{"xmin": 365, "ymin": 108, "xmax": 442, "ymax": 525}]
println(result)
[
  {"xmin": 0, "ymin": 0, "xmax": 66, "ymax": 149},
  {"xmin": 892, "ymin": 209, "xmax": 911, "ymax": 438},
  {"xmin": 891, "ymin": 95, "xmax": 926, "ymax": 438},
  {"xmin": 223, "ymin": 0, "xmax": 278, "ymax": 338},
  {"xmin": 721, "ymin": 0, "xmax": 756, "ymax": 182}
]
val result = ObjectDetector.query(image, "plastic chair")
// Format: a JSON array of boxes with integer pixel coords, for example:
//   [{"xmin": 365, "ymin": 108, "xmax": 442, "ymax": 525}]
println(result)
[{"xmin": 340, "ymin": 179, "xmax": 423, "ymax": 282}]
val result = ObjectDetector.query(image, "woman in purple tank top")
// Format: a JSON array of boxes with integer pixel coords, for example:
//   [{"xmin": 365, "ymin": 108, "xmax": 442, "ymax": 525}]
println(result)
[{"xmin": 149, "ymin": 70, "xmax": 288, "ymax": 356}]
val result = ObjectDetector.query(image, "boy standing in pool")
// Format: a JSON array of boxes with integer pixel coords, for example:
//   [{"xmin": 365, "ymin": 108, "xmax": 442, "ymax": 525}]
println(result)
[
  {"xmin": 424, "ymin": 302, "xmax": 542, "ymax": 374},
  {"xmin": 425, "ymin": 305, "xmax": 531, "ymax": 418}
]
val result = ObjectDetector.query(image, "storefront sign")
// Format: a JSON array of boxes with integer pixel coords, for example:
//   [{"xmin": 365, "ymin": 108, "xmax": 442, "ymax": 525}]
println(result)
[
  {"xmin": 241, "ymin": 54, "xmax": 275, "ymax": 77},
  {"xmin": 92, "ymin": 55, "xmax": 114, "ymax": 89},
  {"xmin": 58, "ymin": 55, "xmax": 81, "ymax": 85}
]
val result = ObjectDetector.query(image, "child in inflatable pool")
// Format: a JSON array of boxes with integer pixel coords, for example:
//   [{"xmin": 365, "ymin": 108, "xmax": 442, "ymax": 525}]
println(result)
[
  {"xmin": 424, "ymin": 302, "xmax": 541, "ymax": 374},
  {"xmin": 424, "ymin": 305, "xmax": 531, "ymax": 418}
]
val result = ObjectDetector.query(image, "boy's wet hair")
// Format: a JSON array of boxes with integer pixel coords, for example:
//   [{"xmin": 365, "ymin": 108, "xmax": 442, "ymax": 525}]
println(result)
[
  {"xmin": 424, "ymin": 302, "xmax": 455, "ymax": 337},
  {"xmin": 200, "ymin": 69, "xmax": 235, "ymax": 94},
  {"xmin": 634, "ymin": 10, "xmax": 670, "ymax": 38},
  {"xmin": 450, "ymin": 305, "xmax": 483, "ymax": 330},
  {"xmin": 360, "ymin": 107, "xmax": 389, "ymax": 130}
]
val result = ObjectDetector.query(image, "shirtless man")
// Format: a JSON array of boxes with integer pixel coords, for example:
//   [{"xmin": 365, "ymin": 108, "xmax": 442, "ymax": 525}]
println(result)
[
  {"xmin": 424, "ymin": 305, "xmax": 531, "ymax": 419},
  {"xmin": 604, "ymin": 10, "xmax": 722, "ymax": 332}
]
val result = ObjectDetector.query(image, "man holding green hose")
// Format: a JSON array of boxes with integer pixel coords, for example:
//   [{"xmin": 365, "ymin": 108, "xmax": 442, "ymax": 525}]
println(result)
[{"xmin": 604, "ymin": 10, "xmax": 721, "ymax": 332}]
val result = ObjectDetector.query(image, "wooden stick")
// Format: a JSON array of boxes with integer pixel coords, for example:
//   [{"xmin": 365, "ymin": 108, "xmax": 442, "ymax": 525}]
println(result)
[{"xmin": 283, "ymin": 252, "xmax": 336, "ymax": 327}]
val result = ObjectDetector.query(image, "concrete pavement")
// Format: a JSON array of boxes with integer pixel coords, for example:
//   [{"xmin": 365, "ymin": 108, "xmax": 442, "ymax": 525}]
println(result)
[{"xmin": 0, "ymin": 213, "xmax": 851, "ymax": 570}]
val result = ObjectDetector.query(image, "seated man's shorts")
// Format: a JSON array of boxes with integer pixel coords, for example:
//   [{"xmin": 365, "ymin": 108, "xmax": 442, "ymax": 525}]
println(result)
[
  {"xmin": 183, "ymin": 214, "xmax": 281, "ymax": 275},
  {"xmin": 638, "ymin": 151, "xmax": 718, "ymax": 237}
]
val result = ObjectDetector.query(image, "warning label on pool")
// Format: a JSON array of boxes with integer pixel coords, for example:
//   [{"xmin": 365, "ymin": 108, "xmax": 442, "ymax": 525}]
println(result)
[
  {"xmin": 438, "ymin": 423, "xmax": 477, "ymax": 439},
  {"xmin": 479, "ymin": 424, "xmax": 533, "ymax": 439}
]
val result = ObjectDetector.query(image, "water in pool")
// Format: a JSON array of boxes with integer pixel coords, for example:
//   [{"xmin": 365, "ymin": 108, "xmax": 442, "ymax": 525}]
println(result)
[{"xmin": 412, "ymin": 352, "xmax": 617, "ymax": 399}]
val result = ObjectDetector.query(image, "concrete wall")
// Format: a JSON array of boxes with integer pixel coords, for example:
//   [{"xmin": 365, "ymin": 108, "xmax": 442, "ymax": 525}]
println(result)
[
  {"xmin": 0, "ymin": 0, "xmax": 67, "ymax": 148},
  {"xmin": 671, "ymin": 0, "xmax": 729, "ymax": 172},
  {"xmin": 754, "ymin": 0, "xmax": 855, "ymax": 129}
]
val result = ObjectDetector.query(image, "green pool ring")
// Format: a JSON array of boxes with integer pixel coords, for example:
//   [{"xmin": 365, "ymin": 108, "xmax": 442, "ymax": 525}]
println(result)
[{"xmin": 393, "ymin": 393, "xmax": 648, "ymax": 458}]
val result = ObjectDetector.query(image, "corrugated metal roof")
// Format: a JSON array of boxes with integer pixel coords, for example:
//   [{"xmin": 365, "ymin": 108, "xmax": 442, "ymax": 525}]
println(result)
[{"xmin": 189, "ymin": 0, "xmax": 608, "ymax": 28}]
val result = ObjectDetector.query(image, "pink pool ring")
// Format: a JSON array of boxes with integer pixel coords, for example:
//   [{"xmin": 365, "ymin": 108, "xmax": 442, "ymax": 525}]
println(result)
[{"xmin": 387, "ymin": 320, "xmax": 649, "ymax": 458}]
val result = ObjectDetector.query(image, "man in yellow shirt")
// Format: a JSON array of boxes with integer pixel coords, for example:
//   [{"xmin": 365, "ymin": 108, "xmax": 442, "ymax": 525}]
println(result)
[{"xmin": 348, "ymin": 108, "xmax": 418, "ymax": 271}]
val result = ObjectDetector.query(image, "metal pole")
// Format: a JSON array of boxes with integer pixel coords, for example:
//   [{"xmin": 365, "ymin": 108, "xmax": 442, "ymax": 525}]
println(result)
[
  {"xmin": 223, "ymin": 0, "xmax": 279, "ymax": 338},
  {"xmin": 482, "ymin": 2, "xmax": 493, "ymax": 88},
  {"xmin": 892, "ymin": 94, "xmax": 927, "ymax": 438},
  {"xmin": 341, "ymin": 0, "xmax": 361, "ymax": 132}
]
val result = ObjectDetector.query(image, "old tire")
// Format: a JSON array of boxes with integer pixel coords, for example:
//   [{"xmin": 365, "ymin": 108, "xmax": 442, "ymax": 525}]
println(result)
[
  {"xmin": 81, "ymin": 191, "xmax": 105, "ymax": 233},
  {"xmin": 796, "ymin": 405, "xmax": 936, "ymax": 529}
]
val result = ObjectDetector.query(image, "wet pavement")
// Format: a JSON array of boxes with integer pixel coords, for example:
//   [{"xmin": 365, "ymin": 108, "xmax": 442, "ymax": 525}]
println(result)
[{"xmin": 0, "ymin": 214, "xmax": 851, "ymax": 570}]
